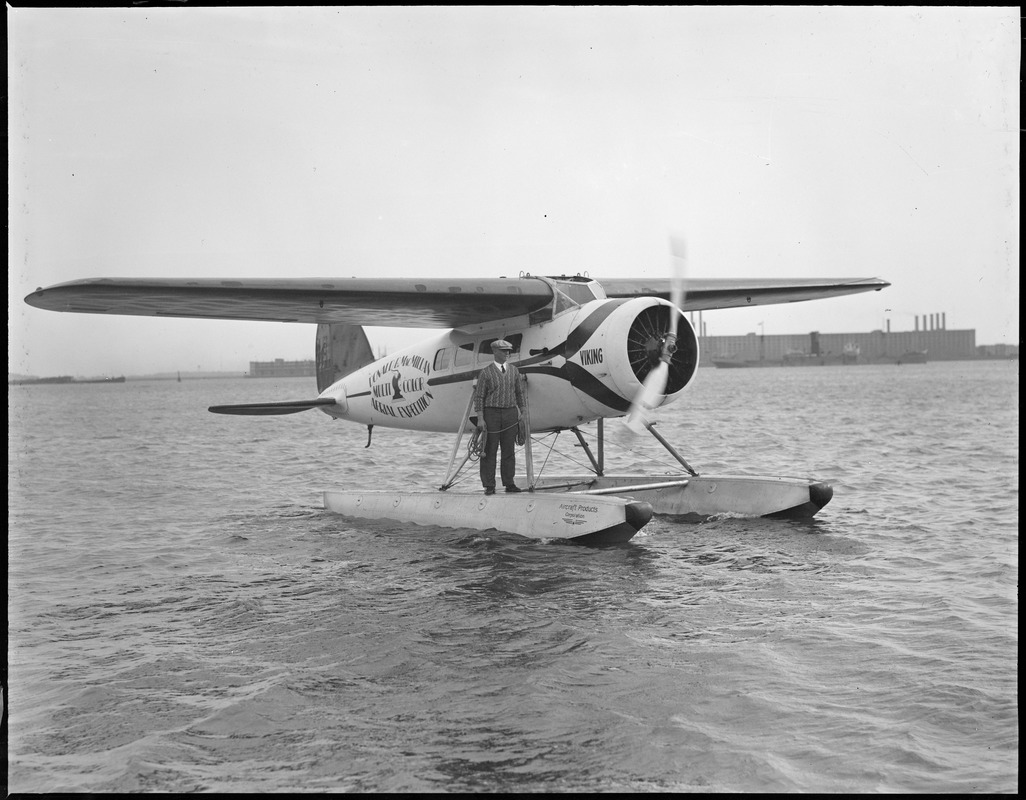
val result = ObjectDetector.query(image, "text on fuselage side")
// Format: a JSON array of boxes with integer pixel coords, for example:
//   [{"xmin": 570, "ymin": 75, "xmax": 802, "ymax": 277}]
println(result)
[{"xmin": 369, "ymin": 354, "xmax": 433, "ymax": 418}]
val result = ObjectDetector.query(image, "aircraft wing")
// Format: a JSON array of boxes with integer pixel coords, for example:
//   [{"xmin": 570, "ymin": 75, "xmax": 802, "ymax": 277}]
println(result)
[
  {"xmin": 23, "ymin": 277, "xmax": 555, "ymax": 328},
  {"xmin": 24, "ymin": 275, "xmax": 889, "ymax": 327},
  {"xmin": 598, "ymin": 277, "xmax": 891, "ymax": 311}
]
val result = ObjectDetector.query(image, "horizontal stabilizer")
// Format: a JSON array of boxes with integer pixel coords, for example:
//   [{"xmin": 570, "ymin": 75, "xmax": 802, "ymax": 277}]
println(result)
[{"xmin": 208, "ymin": 398, "xmax": 338, "ymax": 416}]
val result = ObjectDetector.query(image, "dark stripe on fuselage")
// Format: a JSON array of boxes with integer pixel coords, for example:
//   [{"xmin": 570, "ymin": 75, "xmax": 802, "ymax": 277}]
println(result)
[
  {"xmin": 519, "ymin": 362, "xmax": 632, "ymax": 412},
  {"xmin": 560, "ymin": 299, "xmax": 631, "ymax": 359}
]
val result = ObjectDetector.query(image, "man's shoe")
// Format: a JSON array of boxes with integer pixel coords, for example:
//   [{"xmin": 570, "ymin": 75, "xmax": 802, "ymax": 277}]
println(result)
[
  {"xmin": 484, "ymin": 487, "xmax": 496, "ymax": 495},
  {"xmin": 505, "ymin": 485, "xmax": 523, "ymax": 493}
]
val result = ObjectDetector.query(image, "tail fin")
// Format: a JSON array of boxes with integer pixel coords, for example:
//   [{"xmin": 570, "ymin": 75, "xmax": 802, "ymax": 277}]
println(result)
[{"xmin": 316, "ymin": 324, "xmax": 376, "ymax": 392}]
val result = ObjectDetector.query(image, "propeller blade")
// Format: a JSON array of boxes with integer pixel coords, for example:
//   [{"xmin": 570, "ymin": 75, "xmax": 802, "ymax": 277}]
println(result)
[
  {"xmin": 624, "ymin": 361, "xmax": 667, "ymax": 434},
  {"xmin": 668, "ymin": 235, "xmax": 690, "ymax": 341},
  {"xmin": 668, "ymin": 236, "xmax": 687, "ymax": 335},
  {"xmin": 623, "ymin": 234, "xmax": 689, "ymax": 435}
]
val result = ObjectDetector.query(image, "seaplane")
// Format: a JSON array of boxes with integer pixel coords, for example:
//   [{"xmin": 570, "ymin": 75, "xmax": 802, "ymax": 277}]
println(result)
[{"xmin": 24, "ymin": 239, "xmax": 888, "ymax": 544}]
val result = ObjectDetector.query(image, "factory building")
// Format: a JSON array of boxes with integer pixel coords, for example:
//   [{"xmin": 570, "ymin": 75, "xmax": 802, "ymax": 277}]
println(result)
[
  {"xmin": 696, "ymin": 313, "xmax": 996, "ymax": 366},
  {"xmin": 700, "ymin": 328, "xmax": 976, "ymax": 366},
  {"xmin": 248, "ymin": 358, "xmax": 316, "ymax": 378}
]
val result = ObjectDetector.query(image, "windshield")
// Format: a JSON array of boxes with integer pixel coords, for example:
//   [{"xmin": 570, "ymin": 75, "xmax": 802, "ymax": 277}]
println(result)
[
  {"xmin": 550, "ymin": 278, "xmax": 603, "ymax": 306},
  {"xmin": 527, "ymin": 276, "xmax": 605, "ymax": 325}
]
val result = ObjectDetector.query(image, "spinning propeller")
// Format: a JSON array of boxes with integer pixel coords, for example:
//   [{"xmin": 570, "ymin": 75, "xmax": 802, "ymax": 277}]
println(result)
[{"xmin": 624, "ymin": 236, "xmax": 688, "ymax": 434}]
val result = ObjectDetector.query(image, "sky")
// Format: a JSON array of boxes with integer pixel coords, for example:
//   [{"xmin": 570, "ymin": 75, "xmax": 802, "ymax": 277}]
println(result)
[{"xmin": 8, "ymin": 6, "xmax": 1019, "ymax": 377}]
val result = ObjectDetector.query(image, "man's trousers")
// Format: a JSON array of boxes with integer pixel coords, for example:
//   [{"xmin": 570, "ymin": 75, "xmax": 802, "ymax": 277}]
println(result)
[{"xmin": 480, "ymin": 406, "xmax": 519, "ymax": 489}]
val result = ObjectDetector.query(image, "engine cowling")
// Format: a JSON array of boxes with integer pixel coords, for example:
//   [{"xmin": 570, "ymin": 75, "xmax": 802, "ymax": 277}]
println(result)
[{"xmin": 563, "ymin": 297, "xmax": 700, "ymax": 417}]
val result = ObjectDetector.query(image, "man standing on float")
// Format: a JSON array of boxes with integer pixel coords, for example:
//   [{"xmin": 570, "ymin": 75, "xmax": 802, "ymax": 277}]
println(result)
[{"xmin": 474, "ymin": 339, "xmax": 525, "ymax": 494}]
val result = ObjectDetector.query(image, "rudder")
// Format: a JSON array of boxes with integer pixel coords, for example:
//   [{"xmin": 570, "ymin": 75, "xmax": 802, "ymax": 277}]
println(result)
[{"xmin": 315, "ymin": 324, "xmax": 376, "ymax": 392}]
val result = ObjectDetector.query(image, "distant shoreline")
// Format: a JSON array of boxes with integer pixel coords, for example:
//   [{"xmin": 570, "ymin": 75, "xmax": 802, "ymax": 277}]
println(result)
[
  {"xmin": 8, "ymin": 372, "xmax": 248, "ymax": 385},
  {"xmin": 9, "ymin": 375, "xmax": 126, "ymax": 386}
]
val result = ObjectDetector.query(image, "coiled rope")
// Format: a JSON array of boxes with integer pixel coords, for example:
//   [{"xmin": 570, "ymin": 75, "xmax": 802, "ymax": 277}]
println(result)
[{"xmin": 467, "ymin": 412, "xmax": 525, "ymax": 459}]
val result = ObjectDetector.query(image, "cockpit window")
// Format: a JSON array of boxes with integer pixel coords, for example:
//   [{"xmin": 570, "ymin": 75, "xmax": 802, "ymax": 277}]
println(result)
[
  {"xmin": 552, "ymin": 279, "xmax": 601, "ymax": 306},
  {"xmin": 551, "ymin": 287, "xmax": 577, "ymax": 317},
  {"xmin": 453, "ymin": 342, "xmax": 475, "ymax": 367},
  {"xmin": 528, "ymin": 276, "xmax": 603, "ymax": 325}
]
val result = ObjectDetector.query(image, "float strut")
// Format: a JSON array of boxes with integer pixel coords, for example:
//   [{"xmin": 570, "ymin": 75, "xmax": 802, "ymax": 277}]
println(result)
[
  {"xmin": 521, "ymin": 375, "xmax": 535, "ymax": 490},
  {"xmin": 645, "ymin": 422, "xmax": 699, "ymax": 476},
  {"xmin": 570, "ymin": 426, "xmax": 603, "ymax": 476},
  {"xmin": 440, "ymin": 385, "xmax": 478, "ymax": 490}
]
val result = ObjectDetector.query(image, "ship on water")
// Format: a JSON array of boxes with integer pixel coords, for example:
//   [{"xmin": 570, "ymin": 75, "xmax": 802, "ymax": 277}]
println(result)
[{"xmin": 894, "ymin": 350, "xmax": 928, "ymax": 365}]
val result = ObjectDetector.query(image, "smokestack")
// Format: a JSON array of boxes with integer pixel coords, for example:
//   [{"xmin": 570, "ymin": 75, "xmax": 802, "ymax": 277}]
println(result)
[
  {"xmin": 887, "ymin": 319, "xmax": 891, "ymax": 333},
  {"xmin": 942, "ymin": 312, "xmax": 946, "ymax": 330},
  {"xmin": 915, "ymin": 316, "xmax": 919, "ymax": 332}
]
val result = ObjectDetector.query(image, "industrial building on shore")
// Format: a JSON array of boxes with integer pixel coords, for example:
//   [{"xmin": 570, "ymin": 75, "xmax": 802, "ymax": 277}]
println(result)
[
  {"xmin": 248, "ymin": 358, "xmax": 317, "ymax": 378},
  {"xmin": 698, "ymin": 313, "xmax": 1016, "ymax": 367}
]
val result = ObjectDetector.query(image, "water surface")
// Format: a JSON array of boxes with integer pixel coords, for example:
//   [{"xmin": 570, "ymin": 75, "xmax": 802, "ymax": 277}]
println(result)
[{"xmin": 8, "ymin": 361, "xmax": 1018, "ymax": 792}]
